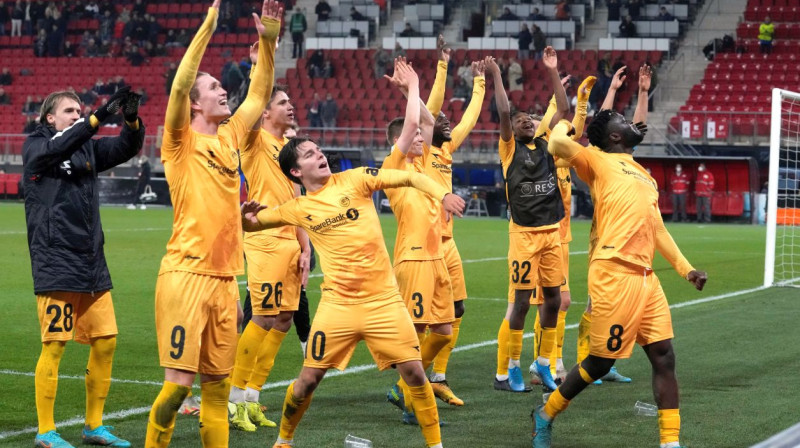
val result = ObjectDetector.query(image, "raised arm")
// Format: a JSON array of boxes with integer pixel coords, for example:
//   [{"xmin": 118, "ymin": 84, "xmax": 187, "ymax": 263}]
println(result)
[
  {"xmin": 384, "ymin": 57, "xmax": 420, "ymax": 154},
  {"xmin": 600, "ymin": 65, "xmax": 626, "ymax": 111},
  {"xmin": 632, "ymin": 64, "xmax": 651, "ymax": 124},
  {"xmin": 231, "ymin": 1, "xmax": 283, "ymax": 131},
  {"xmin": 548, "ymin": 119, "xmax": 584, "ymax": 160},
  {"xmin": 542, "ymin": 46, "xmax": 569, "ymax": 130},
  {"xmin": 363, "ymin": 167, "xmax": 465, "ymax": 217},
  {"xmin": 487, "ymin": 56, "xmax": 512, "ymax": 141},
  {"xmin": 449, "ymin": 60, "xmax": 486, "ymax": 150},
  {"xmin": 425, "ymin": 34, "xmax": 450, "ymax": 116},
  {"xmin": 655, "ymin": 211, "xmax": 707, "ymax": 290},
  {"xmin": 164, "ymin": 1, "xmax": 220, "ymax": 130},
  {"xmin": 571, "ymin": 76, "xmax": 596, "ymax": 140}
]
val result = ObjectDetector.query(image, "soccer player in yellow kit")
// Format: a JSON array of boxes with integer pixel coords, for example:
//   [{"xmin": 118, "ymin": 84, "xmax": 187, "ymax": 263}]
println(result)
[
  {"xmin": 532, "ymin": 65, "xmax": 708, "ymax": 448},
  {"xmin": 228, "ymin": 82, "xmax": 311, "ymax": 431},
  {"xmin": 422, "ymin": 37, "xmax": 487, "ymax": 405},
  {"xmin": 490, "ymin": 48, "xmax": 569, "ymax": 394},
  {"xmin": 240, "ymin": 133, "xmax": 465, "ymax": 447},
  {"xmin": 144, "ymin": 1, "xmax": 282, "ymax": 446},
  {"xmin": 530, "ymin": 76, "xmax": 595, "ymax": 387}
]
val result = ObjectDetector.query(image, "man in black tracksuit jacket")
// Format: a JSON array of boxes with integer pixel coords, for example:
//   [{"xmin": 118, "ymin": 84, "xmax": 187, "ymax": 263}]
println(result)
[{"xmin": 23, "ymin": 87, "xmax": 143, "ymax": 448}]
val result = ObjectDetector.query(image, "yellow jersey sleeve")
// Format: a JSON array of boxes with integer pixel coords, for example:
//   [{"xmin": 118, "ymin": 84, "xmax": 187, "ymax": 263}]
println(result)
[
  {"xmin": 241, "ymin": 130, "xmax": 296, "ymax": 240},
  {"xmin": 449, "ymin": 75, "xmax": 485, "ymax": 151},
  {"xmin": 425, "ymin": 60, "xmax": 448, "ymax": 116},
  {"xmin": 536, "ymin": 95, "xmax": 557, "ymax": 138}
]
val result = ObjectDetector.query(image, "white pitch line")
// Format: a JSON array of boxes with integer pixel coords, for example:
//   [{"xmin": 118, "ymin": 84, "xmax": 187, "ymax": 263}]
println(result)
[
  {"xmin": 0, "ymin": 369, "xmax": 200, "ymax": 389},
  {"xmin": 0, "ymin": 284, "xmax": 768, "ymax": 440}
]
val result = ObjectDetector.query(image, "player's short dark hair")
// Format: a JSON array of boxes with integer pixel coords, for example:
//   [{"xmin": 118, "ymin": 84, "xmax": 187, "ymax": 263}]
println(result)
[
  {"xmin": 587, "ymin": 109, "xmax": 614, "ymax": 150},
  {"xmin": 386, "ymin": 117, "xmax": 404, "ymax": 146},
  {"xmin": 267, "ymin": 84, "xmax": 289, "ymax": 108},
  {"xmin": 40, "ymin": 90, "xmax": 81, "ymax": 125},
  {"xmin": 279, "ymin": 137, "xmax": 312, "ymax": 184}
]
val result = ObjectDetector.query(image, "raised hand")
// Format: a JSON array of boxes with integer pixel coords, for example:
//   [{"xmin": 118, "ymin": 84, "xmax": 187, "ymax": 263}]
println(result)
[
  {"xmin": 560, "ymin": 74, "xmax": 572, "ymax": 87},
  {"xmin": 298, "ymin": 250, "xmax": 310, "ymax": 287},
  {"xmin": 254, "ymin": 0, "xmax": 283, "ymax": 40},
  {"xmin": 610, "ymin": 66, "xmax": 627, "ymax": 90},
  {"xmin": 93, "ymin": 86, "xmax": 130, "ymax": 122},
  {"xmin": 122, "ymin": 91, "xmax": 142, "ymax": 123},
  {"xmin": 471, "ymin": 60, "xmax": 486, "ymax": 77},
  {"xmin": 212, "ymin": 0, "xmax": 221, "ymax": 9},
  {"xmin": 241, "ymin": 201, "xmax": 268, "ymax": 232},
  {"xmin": 634, "ymin": 121, "xmax": 648, "ymax": 134},
  {"xmin": 638, "ymin": 64, "xmax": 652, "ymax": 92},
  {"xmin": 542, "ymin": 46, "xmax": 558, "ymax": 70},
  {"xmin": 577, "ymin": 76, "xmax": 597, "ymax": 102},
  {"xmin": 485, "ymin": 56, "xmax": 499, "ymax": 76},
  {"xmin": 437, "ymin": 34, "xmax": 451, "ymax": 64},
  {"xmin": 687, "ymin": 270, "xmax": 707, "ymax": 291}
]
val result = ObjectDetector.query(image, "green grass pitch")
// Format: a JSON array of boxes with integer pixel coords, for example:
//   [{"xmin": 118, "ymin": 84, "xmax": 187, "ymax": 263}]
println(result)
[{"xmin": 0, "ymin": 202, "xmax": 797, "ymax": 447}]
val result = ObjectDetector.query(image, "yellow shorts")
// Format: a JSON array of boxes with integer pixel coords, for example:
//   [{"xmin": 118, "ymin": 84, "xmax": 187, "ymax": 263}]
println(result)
[
  {"xmin": 443, "ymin": 237, "xmax": 468, "ymax": 301},
  {"xmin": 532, "ymin": 242, "xmax": 571, "ymax": 305},
  {"xmin": 394, "ymin": 259, "xmax": 454, "ymax": 325},
  {"xmin": 303, "ymin": 295, "xmax": 421, "ymax": 371},
  {"xmin": 507, "ymin": 229, "xmax": 562, "ymax": 300},
  {"xmin": 155, "ymin": 271, "xmax": 239, "ymax": 375},
  {"xmin": 588, "ymin": 260, "xmax": 674, "ymax": 359},
  {"xmin": 245, "ymin": 237, "xmax": 302, "ymax": 315},
  {"xmin": 37, "ymin": 290, "xmax": 118, "ymax": 344}
]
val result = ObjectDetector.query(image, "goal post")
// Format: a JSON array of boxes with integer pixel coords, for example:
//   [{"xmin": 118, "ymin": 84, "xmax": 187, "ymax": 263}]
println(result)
[{"xmin": 764, "ymin": 88, "xmax": 800, "ymax": 288}]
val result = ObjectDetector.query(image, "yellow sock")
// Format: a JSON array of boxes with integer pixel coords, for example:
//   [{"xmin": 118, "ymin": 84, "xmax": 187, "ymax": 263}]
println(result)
[
  {"xmin": 231, "ymin": 322, "xmax": 269, "ymax": 390},
  {"xmin": 658, "ymin": 409, "xmax": 681, "ymax": 445},
  {"xmin": 538, "ymin": 327, "xmax": 556, "ymax": 362},
  {"xmin": 246, "ymin": 328, "xmax": 288, "ymax": 391},
  {"xmin": 496, "ymin": 319, "xmax": 510, "ymax": 376},
  {"xmin": 85, "ymin": 336, "xmax": 116, "ymax": 429},
  {"xmin": 509, "ymin": 329, "xmax": 524, "ymax": 363},
  {"xmin": 146, "ymin": 381, "xmax": 190, "ymax": 448},
  {"xmin": 432, "ymin": 317, "xmax": 460, "ymax": 375},
  {"xmin": 533, "ymin": 312, "xmax": 542, "ymax": 359},
  {"xmin": 577, "ymin": 311, "xmax": 591, "ymax": 365},
  {"xmin": 35, "ymin": 341, "xmax": 65, "ymax": 434},
  {"xmin": 278, "ymin": 381, "xmax": 313, "ymax": 442},
  {"xmin": 543, "ymin": 388, "xmax": 571, "ymax": 419},
  {"xmin": 420, "ymin": 332, "xmax": 451, "ymax": 371},
  {"xmin": 407, "ymin": 383, "xmax": 441, "ymax": 447},
  {"xmin": 555, "ymin": 310, "xmax": 567, "ymax": 364},
  {"xmin": 199, "ymin": 378, "xmax": 231, "ymax": 448},
  {"xmin": 397, "ymin": 377, "xmax": 413, "ymax": 412}
]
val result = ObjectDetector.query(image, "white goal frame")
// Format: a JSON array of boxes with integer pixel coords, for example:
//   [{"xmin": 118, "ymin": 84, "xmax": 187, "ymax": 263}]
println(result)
[{"xmin": 764, "ymin": 88, "xmax": 800, "ymax": 288}]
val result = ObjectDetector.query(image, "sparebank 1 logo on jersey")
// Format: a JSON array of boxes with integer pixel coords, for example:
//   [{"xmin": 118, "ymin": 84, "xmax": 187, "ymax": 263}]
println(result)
[{"xmin": 309, "ymin": 208, "xmax": 359, "ymax": 234}]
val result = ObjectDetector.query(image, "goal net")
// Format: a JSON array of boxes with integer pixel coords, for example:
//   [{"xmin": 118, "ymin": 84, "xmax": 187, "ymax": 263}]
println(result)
[{"xmin": 764, "ymin": 88, "xmax": 800, "ymax": 288}]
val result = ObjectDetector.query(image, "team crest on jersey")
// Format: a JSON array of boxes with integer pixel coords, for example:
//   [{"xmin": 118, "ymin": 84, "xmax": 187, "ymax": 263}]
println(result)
[
  {"xmin": 339, "ymin": 196, "xmax": 350, "ymax": 207},
  {"xmin": 346, "ymin": 208, "xmax": 359, "ymax": 220}
]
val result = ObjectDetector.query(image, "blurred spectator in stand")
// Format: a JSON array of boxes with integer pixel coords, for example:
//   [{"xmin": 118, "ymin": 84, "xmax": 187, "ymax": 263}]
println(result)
[
  {"xmin": 33, "ymin": 28, "xmax": 46, "ymax": 56},
  {"xmin": 22, "ymin": 95, "xmax": 37, "ymax": 114},
  {"xmin": 0, "ymin": 1, "xmax": 9, "ymax": 36},
  {"xmin": 594, "ymin": 52, "xmax": 613, "ymax": 109},
  {"xmin": 315, "ymin": 0, "xmax": 331, "ymax": 22},
  {"xmin": 528, "ymin": 7, "xmax": 544, "ymax": 20},
  {"xmin": 221, "ymin": 58, "xmax": 245, "ymax": 96},
  {"xmin": 289, "ymin": 7, "xmax": 307, "ymax": 59},
  {"xmin": 84, "ymin": 37, "xmax": 99, "ymax": 57},
  {"xmin": 0, "ymin": 67, "xmax": 12, "ymax": 85},
  {"xmin": 63, "ymin": 39, "xmax": 75, "ymax": 56},
  {"xmin": 399, "ymin": 22, "xmax": 417, "ymax": 37},
  {"xmin": 498, "ymin": 7, "xmax": 517, "ymax": 20},
  {"xmin": 307, "ymin": 49, "xmax": 324, "ymax": 78},
  {"xmin": 321, "ymin": 60, "xmax": 334, "ymax": 79},
  {"xmin": 33, "ymin": 94, "xmax": 42, "ymax": 110},
  {"xmin": 118, "ymin": 6, "xmax": 130, "ymax": 24},
  {"xmin": 452, "ymin": 78, "xmax": 469, "ymax": 103},
  {"xmin": 132, "ymin": 0, "xmax": 146, "ymax": 17},
  {"xmin": 135, "ymin": 87, "xmax": 147, "ymax": 105},
  {"xmin": 607, "ymin": 0, "xmax": 621, "ymax": 21},
  {"xmin": 626, "ymin": 0, "xmax": 641, "ymax": 19},
  {"xmin": 657, "ymin": 6, "xmax": 674, "ymax": 21},
  {"xmin": 176, "ymin": 29, "xmax": 190, "ymax": 47},
  {"xmin": 508, "ymin": 58, "xmax": 523, "ymax": 92},
  {"xmin": 84, "ymin": 0, "xmax": 99, "ymax": 18},
  {"xmin": 163, "ymin": 62, "xmax": 177, "ymax": 95},
  {"xmin": 350, "ymin": 6, "xmax": 366, "ymax": 21},
  {"xmin": 497, "ymin": 56, "xmax": 509, "ymax": 88},
  {"xmin": 518, "ymin": 23, "xmax": 532, "ymax": 60},
  {"xmin": 619, "ymin": 15, "xmax": 637, "ymax": 37},
  {"xmin": 392, "ymin": 41, "xmax": 406, "ymax": 59},
  {"xmin": 46, "ymin": 23, "xmax": 62, "ymax": 56},
  {"xmin": 109, "ymin": 76, "xmax": 126, "ymax": 93},
  {"xmin": 373, "ymin": 45, "xmax": 391, "ymax": 78},
  {"xmin": 164, "ymin": 29, "xmax": 178, "ymax": 47},
  {"xmin": 554, "ymin": 0, "xmax": 571, "ymax": 20},
  {"xmin": 695, "ymin": 164, "xmax": 714, "ymax": 223},
  {"xmin": 23, "ymin": 115, "xmax": 38, "ymax": 133},
  {"xmin": 147, "ymin": 14, "xmax": 160, "ymax": 42},
  {"xmin": 78, "ymin": 87, "xmax": 97, "ymax": 106},
  {"xmin": 92, "ymin": 78, "xmax": 107, "ymax": 95},
  {"xmin": 759, "ymin": 16, "xmax": 774, "ymax": 54},
  {"xmin": 532, "ymin": 24, "xmax": 546, "ymax": 60},
  {"xmin": 644, "ymin": 61, "xmax": 657, "ymax": 111},
  {"xmin": 11, "ymin": 0, "xmax": 22, "ymax": 37},
  {"xmin": 669, "ymin": 164, "xmax": 689, "ymax": 222},
  {"xmin": 320, "ymin": 93, "xmax": 338, "ymax": 128},
  {"xmin": 0, "ymin": 87, "xmax": 10, "ymax": 104},
  {"xmin": 457, "ymin": 58, "xmax": 473, "ymax": 87},
  {"xmin": 307, "ymin": 92, "xmax": 322, "ymax": 128},
  {"xmin": 31, "ymin": 0, "xmax": 46, "ymax": 34}
]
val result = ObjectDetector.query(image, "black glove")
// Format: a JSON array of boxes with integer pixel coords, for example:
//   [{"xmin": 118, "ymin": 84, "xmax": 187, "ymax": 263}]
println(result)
[
  {"xmin": 92, "ymin": 86, "xmax": 130, "ymax": 122},
  {"xmin": 122, "ymin": 92, "xmax": 142, "ymax": 123}
]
